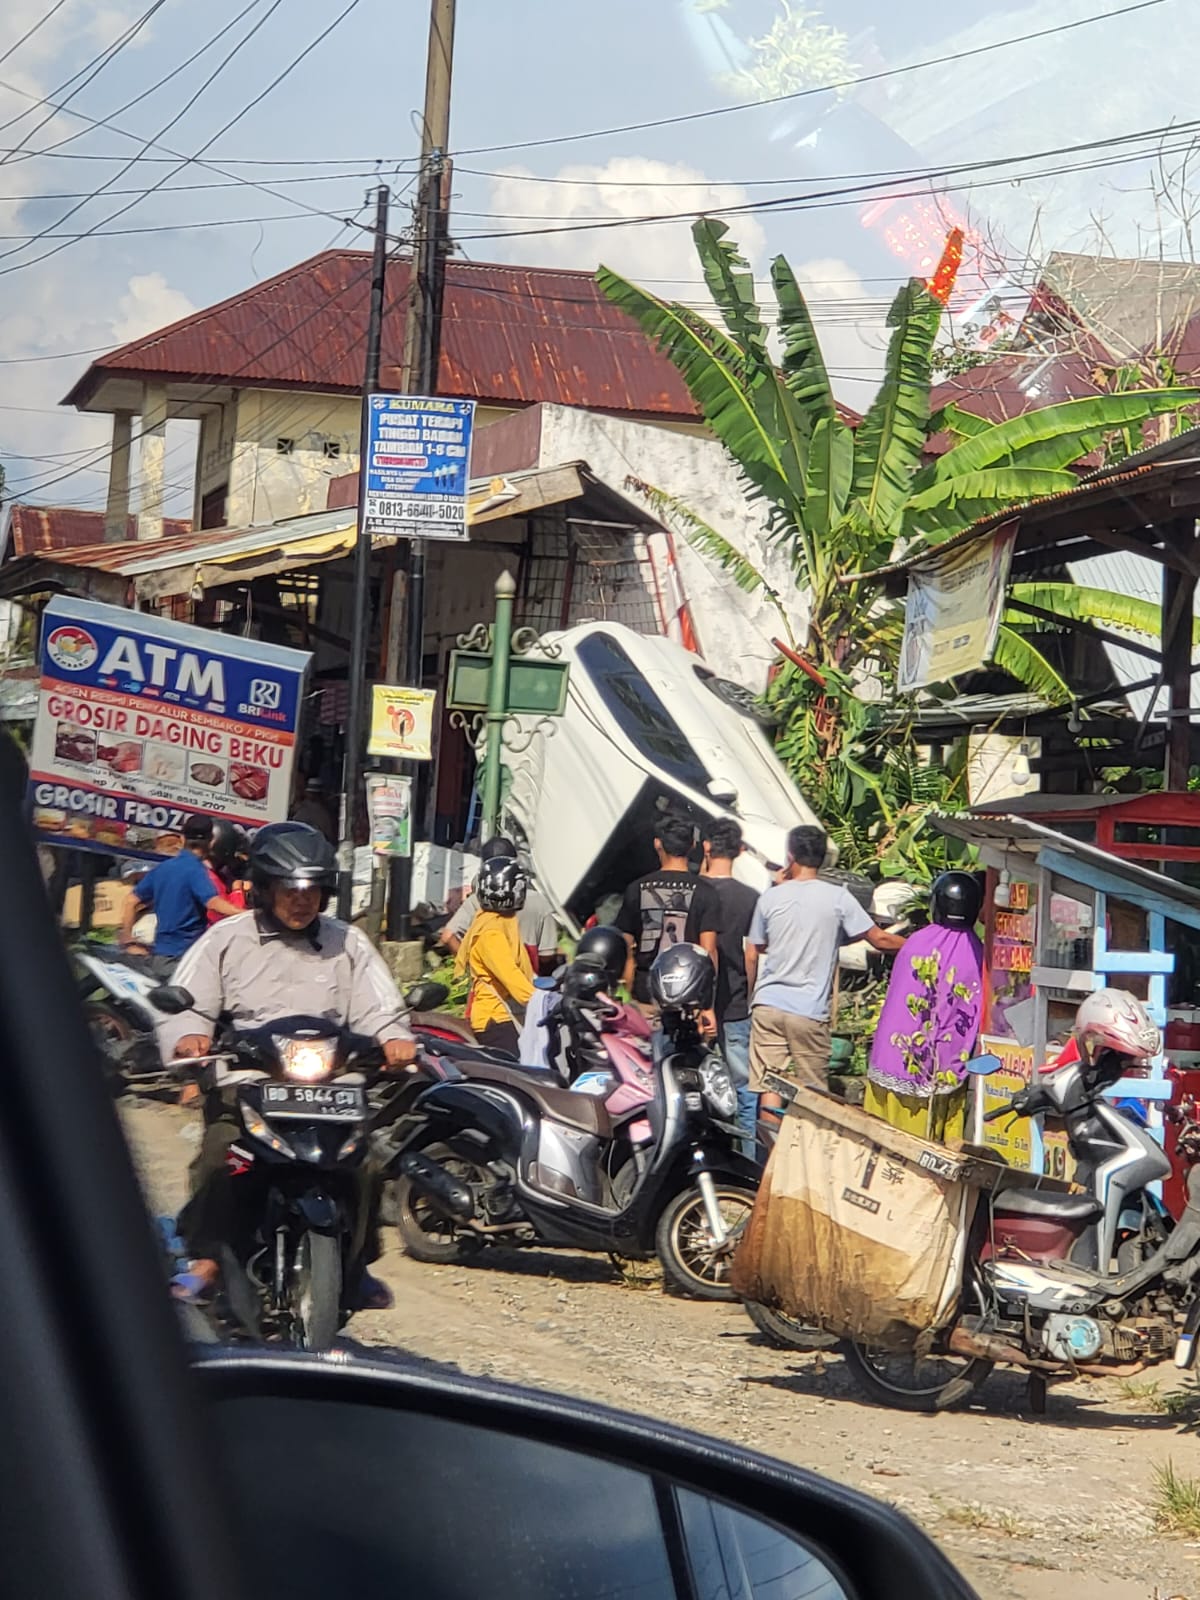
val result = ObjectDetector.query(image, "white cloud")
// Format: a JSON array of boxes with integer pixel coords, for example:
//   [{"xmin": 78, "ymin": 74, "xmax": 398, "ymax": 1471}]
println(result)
[
  {"xmin": 110, "ymin": 271, "xmax": 195, "ymax": 344},
  {"xmin": 485, "ymin": 156, "xmax": 767, "ymax": 293}
]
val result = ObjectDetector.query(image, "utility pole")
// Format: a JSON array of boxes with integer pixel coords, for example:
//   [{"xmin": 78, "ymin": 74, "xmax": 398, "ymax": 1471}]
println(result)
[
  {"xmin": 388, "ymin": 0, "xmax": 456, "ymax": 939},
  {"xmin": 336, "ymin": 183, "xmax": 390, "ymax": 920}
]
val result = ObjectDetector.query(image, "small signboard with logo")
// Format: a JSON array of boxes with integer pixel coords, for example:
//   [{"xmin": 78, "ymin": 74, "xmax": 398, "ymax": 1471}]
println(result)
[
  {"xmin": 367, "ymin": 685, "xmax": 436, "ymax": 761},
  {"xmin": 29, "ymin": 596, "xmax": 310, "ymax": 859}
]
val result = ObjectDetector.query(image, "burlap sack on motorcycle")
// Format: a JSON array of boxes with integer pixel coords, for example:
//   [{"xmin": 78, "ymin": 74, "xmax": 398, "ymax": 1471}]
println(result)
[{"xmin": 731, "ymin": 1088, "xmax": 978, "ymax": 1350}]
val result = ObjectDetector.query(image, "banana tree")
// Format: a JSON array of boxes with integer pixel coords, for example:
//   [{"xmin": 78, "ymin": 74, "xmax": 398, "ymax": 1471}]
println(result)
[{"xmin": 597, "ymin": 220, "xmax": 1200, "ymax": 873}]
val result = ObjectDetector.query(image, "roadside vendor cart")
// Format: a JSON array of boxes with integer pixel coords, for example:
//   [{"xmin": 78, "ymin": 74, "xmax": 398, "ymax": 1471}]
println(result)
[{"xmin": 933, "ymin": 812, "xmax": 1200, "ymax": 1178}]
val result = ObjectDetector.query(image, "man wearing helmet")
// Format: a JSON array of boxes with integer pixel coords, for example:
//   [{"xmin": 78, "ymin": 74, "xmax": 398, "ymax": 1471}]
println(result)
[
  {"xmin": 159, "ymin": 821, "xmax": 418, "ymax": 1306},
  {"xmin": 117, "ymin": 813, "xmax": 245, "ymax": 971},
  {"xmin": 440, "ymin": 835, "xmax": 559, "ymax": 974}
]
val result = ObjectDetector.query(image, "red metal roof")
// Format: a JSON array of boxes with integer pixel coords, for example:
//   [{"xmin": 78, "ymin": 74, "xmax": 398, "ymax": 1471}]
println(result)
[
  {"xmin": 4, "ymin": 503, "xmax": 190, "ymax": 558},
  {"xmin": 64, "ymin": 249, "xmax": 860, "ymax": 427},
  {"xmin": 64, "ymin": 251, "xmax": 703, "ymax": 419}
]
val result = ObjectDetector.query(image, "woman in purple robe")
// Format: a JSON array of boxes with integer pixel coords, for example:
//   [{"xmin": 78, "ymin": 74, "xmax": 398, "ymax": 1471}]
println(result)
[{"xmin": 865, "ymin": 872, "xmax": 984, "ymax": 1142}]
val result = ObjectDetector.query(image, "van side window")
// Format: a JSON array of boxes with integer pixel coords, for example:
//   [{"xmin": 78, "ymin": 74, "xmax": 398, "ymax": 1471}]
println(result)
[{"xmin": 576, "ymin": 633, "xmax": 711, "ymax": 792}]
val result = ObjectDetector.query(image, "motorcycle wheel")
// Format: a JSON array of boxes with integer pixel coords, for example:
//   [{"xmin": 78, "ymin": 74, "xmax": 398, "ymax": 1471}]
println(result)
[
  {"xmin": 393, "ymin": 1141, "xmax": 485, "ymax": 1266},
  {"xmin": 292, "ymin": 1231, "xmax": 341, "ymax": 1351},
  {"xmin": 656, "ymin": 1182, "xmax": 756, "ymax": 1301},
  {"xmin": 843, "ymin": 1341, "xmax": 992, "ymax": 1412},
  {"xmin": 83, "ymin": 1001, "xmax": 133, "ymax": 1087},
  {"xmin": 743, "ymin": 1300, "xmax": 837, "ymax": 1351}
]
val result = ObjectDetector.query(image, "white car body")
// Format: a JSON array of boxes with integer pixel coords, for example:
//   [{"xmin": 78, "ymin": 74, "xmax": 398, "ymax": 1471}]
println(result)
[{"xmin": 494, "ymin": 623, "xmax": 826, "ymax": 929}]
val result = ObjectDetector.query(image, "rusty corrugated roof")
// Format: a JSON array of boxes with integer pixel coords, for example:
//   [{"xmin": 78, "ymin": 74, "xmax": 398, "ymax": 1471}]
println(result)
[
  {"xmin": 64, "ymin": 249, "xmax": 861, "ymax": 426},
  {"xmin": 4, "ymin": 503, "xmax": 190, "ymax": 558},
  {"xmin": 64, "ymin": 252, "xmax": 702, "ymax": 418}
]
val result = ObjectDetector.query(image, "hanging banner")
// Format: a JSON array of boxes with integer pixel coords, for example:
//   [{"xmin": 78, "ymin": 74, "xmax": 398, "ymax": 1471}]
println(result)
[
  {"xmin": 897, "ymin": 520, "xmax": 1018, "ymax": 692},
  {"xmin": 366, "ymin": 773, "xmax": 412, "ymax": 857},
  {"xmin": 367, "ymin": 685, "xmax": 436, "ymax": 761},
  {"xmin": 28, "ymin": 596, "xmax": 309, "ymax": 860},
  {"xmin": 363, "ymin": 394, "xmax": 475, "ymax": 542}
]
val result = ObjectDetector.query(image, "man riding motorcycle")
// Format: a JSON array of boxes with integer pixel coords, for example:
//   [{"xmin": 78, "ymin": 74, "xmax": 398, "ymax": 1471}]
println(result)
[{"xmin": 158, "ymin": 821, "xmax": 418, "ymax": 1309}]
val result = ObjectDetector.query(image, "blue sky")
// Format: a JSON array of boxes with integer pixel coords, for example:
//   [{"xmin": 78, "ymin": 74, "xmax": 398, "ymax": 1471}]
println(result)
[{"xmin": 0, "ymin": 0, "xmax": 1196, "ymax": 514}]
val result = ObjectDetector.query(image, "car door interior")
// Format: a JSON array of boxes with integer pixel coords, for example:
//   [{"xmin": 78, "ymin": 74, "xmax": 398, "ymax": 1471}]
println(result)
[{"xmin": 0, "ymin": 733, "xmax": 976, "ymax": 1600}]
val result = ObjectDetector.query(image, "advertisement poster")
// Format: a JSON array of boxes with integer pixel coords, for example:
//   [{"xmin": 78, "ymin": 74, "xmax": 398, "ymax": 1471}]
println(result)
[
  {"xmin": 897, "ymin": 521, "xmax": 1018, "ymax": 692},
  {"xmin": 976, "ymin": 1035, "xmax": 1035, "ymax": 1169},
  {"xmin": 29, "ymin": 596, "xmax": 310, "ymax": 860},
  {"xmin": 982, "ymin": 871, "xmax": 1038, "ymax": 1045},
  {"xmin": 366, "ymin": 774, "xmax": 412, "ymax": 857},
  {"xmin": 367, "ymin": 685, "xmax": 436, "ymax": 761},
  {"xmin": 362, "ymin": 394, "xmax": 475, "ymax": 542}
]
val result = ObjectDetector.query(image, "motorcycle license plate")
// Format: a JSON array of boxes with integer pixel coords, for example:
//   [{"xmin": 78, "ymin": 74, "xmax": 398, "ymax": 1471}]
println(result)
[{"xmin": 261, "ymin": 1083, "xmax": 365, "ymax": 1121}]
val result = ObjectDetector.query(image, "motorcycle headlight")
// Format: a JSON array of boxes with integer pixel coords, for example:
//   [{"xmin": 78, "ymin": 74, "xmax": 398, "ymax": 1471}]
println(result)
[
  {"xmin": 700, "ymin": 1057, "xmax": 737, "ymax": 1120},
  {"xmin": 273, "ymin": 1035, "xmax": 337, "ymax": 1082}
]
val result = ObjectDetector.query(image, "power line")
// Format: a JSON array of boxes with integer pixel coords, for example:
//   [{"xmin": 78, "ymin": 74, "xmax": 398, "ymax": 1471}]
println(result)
[
  {"xmin": 0, "ymin": 0, "xmax": 290, "ymax": 272},
  {"xmin": 451, "ymin": 126, "xmax": 1200, "ymax": 244},
  {"xmin": 0, "ymin": 167, "xmax": 398, "ymax": 201},
  {"xmin": 0, "ymin": 0, "xmax": 170, "ymax": 162},
  {"xmin": 451, "ymin": 0, "xmax": 1171, "ymax": 157},
  {"xmin": 0, "ymin": 0, "xmax": 70, "ymax": 71}
]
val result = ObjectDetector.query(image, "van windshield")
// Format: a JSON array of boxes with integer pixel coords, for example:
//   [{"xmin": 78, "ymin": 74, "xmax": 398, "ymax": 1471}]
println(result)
[{"xmin": 576, "ymin": 632, "xmax": 711, "ymax": 793}]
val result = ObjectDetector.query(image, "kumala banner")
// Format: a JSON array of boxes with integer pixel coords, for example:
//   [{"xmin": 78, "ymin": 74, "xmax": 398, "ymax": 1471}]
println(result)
[
  {"xmin": 29, "ymin": 596, "xmax": 310, "ymax": 859},
  {"xmin": 897, "ymin": 521, "xmax": 1018, "ymax": 693}
]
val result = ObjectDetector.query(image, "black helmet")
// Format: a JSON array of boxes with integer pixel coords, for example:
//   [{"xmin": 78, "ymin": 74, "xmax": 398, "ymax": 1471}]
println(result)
[
  {"xmin": 476, "ymin": 856, "xmax": 527, "ymax": 913},
  {"xmin": 649, "ymin": 943, "xmax": 715, "ymax": 1012},
  {"xmin": 930, "ymin": 871, "xmax": 982, "ymax": 929},
  {"xmin": 575, "ymin": 924, "xmax": 626, "ymax": 989},
  {"xmin": 209, "ymin": 818, "xmax": 249, "ymax": 871},
  {"xmin": 249, "ymin": 821, "xmax": 337, "ymax": 907},
  {"xmin": 560, "ymin": 958, "xmax": 609, "ymax": 1006}
]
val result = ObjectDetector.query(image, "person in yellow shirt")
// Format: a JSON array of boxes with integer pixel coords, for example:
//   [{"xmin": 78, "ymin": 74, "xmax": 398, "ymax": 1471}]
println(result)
[{"xmin": 455, "ymin": 856, "xmax": 536, "ymax": 1054}]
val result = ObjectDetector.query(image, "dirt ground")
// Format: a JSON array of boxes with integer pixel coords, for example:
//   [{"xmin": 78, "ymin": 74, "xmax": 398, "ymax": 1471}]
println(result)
[{"xmin": 126, "ymin": 1097, "xmax": 1200, "ymax": 1600}]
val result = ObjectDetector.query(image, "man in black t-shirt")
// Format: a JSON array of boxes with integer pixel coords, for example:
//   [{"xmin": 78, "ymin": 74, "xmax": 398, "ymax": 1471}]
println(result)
[
  {"xmin": 702, "ymin": 818, "xmax": 760, "ymax": 1154},
  {"xmin": 615, "ymin": 816, "xmax": 719, "ymax": 1006}
]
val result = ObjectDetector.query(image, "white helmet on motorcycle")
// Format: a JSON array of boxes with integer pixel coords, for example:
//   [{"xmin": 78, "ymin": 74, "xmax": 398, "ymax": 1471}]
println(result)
[{"xmin": 1074, "ymin": 988, "xmax": 1161, "ymax": 1067}]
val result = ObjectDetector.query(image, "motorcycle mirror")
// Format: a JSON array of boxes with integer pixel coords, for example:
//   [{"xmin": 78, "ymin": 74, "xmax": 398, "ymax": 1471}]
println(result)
[
  {"xmin": 148, "ymin": 985, "xmax": 195, "ymax": 1015},
  {"xmin": 404, "ymin": 980, "xmax": 450, "ymax": 1012},
  {"xmin": 196, "ymin": 1352, "xmax": 972, "ymax": 1600},
  {"xmin": 963, "ymin": 1054, "xmax": 1002, "ymax": 1076}
]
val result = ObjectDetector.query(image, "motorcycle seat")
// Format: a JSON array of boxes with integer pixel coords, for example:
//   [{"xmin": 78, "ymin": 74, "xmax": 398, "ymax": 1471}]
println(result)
[
  {"xmin": 464, "ymin": 1060, "xmax": 613, "ymax": 1137},
  {"xmin": 992, "ymin": 1188, "xmax": 1103, "ymax": 1222}
]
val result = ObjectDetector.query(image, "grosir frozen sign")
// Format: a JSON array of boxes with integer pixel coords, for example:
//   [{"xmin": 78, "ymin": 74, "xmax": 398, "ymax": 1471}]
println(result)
[{"xmin": 30, "ymin": 597, "xmax": 311, "ymax": 859}]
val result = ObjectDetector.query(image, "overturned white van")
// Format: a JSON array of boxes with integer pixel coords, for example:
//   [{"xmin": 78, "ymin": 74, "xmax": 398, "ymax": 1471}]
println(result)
[{"xmin": 494, "ymin": 623, "xmax": 827, "ymax": 930}]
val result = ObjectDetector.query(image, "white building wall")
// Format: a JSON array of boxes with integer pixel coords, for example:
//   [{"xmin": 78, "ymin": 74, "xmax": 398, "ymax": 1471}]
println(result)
[{"xmin": 532, "ymin": 405, "xmax": 804, "ymax": 692}]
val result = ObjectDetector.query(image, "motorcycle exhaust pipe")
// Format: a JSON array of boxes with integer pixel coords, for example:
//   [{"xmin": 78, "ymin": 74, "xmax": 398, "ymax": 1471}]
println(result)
[
  {"xmin": 947, "ymin": 1325, "xmax": 1146, "ymax": 1378},
  {"xmin": 399, "ymin": 1152, "xmax": 474, "ymax": 1222}
]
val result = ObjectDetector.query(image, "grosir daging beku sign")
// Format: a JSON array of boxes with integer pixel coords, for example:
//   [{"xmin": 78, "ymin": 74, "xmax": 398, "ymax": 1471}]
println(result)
[{"xmin": 29, "ymin": 596, "xmax": 311, "ymax": 859}]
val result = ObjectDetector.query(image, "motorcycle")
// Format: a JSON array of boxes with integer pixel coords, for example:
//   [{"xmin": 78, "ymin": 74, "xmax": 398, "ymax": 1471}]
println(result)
[
  {"xmin": 75, "ymin": 941, "xmax": 455, "ymax": 1095},
  {"xmin": 150, "ymin": 983, "xmax": 441, "ymax": 1350},
  {"xmin": 838, "ymin": 1045, "xmax": 1200, "ymax": 1411},
  {"xmin": 393, "ymin": 997, "xmax": 760, "ymax": 1300}
]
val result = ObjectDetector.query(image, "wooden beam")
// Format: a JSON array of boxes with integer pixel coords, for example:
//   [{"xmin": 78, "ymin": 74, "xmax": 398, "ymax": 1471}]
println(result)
[
  {"xmin": 1004, "ymin": 598, "xmax": 1162, "ymax": 661},
  {"xmin": 1163, "ymin": 523, "xmax": 1199, "ymax": 790},
  {"xmin": 1038, "ymin": 845, "xmax": 1200, "ymax": 932}
]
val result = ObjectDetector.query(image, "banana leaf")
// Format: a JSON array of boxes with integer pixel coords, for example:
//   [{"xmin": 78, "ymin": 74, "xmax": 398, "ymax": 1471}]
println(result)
[
  {"xmin": 597, "ymin": 265, "xmax": 806, "ymax": 518},
  {"xmin": 849, "ymin": 279, "xmax": 943, "ymax": 538},
  {"xmin": 923, "ymin": 389, "xmax": 1200, "ymax": 480},
  {"xmin": 692, "ymin": 217, "xmax": 769, "ymax": 362},
  {"xmin": 905, "ymin": 467, "xmax": 1078, "ymax": 513},
  {"xmin": 992, "ymin": 626, "xmax": 1072, "ymax": 705},
  {"xmin": 772, "ymin": 253, "xmax": 836, "ymax": 421}
]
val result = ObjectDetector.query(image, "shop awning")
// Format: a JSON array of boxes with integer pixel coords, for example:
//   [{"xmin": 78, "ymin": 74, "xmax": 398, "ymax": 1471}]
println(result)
[{"xmin": 934, "ymin": 810, "xmax": 1200, "ymax": 930}]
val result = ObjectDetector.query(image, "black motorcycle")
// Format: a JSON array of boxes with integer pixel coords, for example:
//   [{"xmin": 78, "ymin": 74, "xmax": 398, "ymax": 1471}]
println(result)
[
  {"xmin": 152, "ymin": 985, "xmax": 426, "ymax": 1350},
  {"xmin": 393, "ymin": 1002, "xmax": 760, "ymax": 1300}
]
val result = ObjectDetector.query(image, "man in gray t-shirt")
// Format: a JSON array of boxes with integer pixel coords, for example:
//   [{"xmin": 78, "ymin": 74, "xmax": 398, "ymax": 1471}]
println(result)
[{"xmin": 746, "ymin": 826, "xmax": 904, "ymax": 1110}]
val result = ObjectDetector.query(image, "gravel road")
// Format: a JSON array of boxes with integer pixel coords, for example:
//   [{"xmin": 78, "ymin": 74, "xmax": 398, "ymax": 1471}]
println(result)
[{"xmin": 125, "ymin": 1096, "xmax": 1200, "ymax": 1600}]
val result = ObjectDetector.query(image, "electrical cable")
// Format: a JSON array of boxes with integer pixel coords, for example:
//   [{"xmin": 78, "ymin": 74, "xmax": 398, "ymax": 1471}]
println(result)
[
  {"xmin": 0, "ymin": 0, "xmax": 70, "ymax": 71},
  {"xmin": 0, "ymin": 0, "xmax": 290, "ymax": 270},
  {"xmin": 450, "ymin": 0, "xmax": 1172, "ymax": 157}
]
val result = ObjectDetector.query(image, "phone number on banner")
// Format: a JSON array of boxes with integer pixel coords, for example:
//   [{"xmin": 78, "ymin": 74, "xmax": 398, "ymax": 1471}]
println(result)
[{"xmin": 367, "ymin": 498, "xmax": 464, "ymax": 524}]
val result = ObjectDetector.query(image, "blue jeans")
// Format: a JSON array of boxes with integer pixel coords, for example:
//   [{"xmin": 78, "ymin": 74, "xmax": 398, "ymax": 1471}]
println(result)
[{"xmin": 719, "ymin": 1017, "xmax": 758, "ymax": 1159}]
